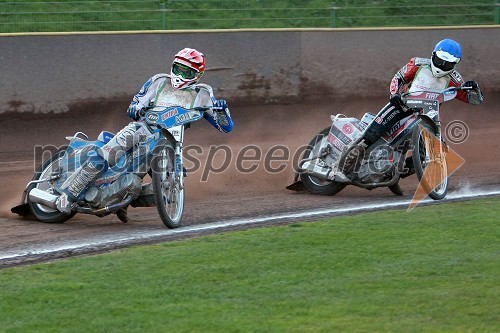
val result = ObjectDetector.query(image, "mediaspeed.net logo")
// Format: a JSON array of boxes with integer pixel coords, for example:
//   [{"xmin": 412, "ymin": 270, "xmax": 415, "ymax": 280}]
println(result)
[{"xmin": 408, "ymin": 125, "xmax": 465, "ymax": 211}]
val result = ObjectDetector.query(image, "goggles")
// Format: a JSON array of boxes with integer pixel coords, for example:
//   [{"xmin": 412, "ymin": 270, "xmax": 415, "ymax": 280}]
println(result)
[
  {"xmin": 432, "ymin": 53, "xmax": 457, "ymax": 72},
  {"xmin": 172, "ymin": 63, "xmax": 197, "ymax": 80}
]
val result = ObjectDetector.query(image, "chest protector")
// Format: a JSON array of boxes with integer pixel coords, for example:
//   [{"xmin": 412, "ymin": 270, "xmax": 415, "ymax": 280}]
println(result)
[
  {"xmin": 155, "ymin": 81, "xmax": 198, "ymax": 109},
  {"xmin": 409, "ymin": 65, "xmax": 450, "ymax": 93}
]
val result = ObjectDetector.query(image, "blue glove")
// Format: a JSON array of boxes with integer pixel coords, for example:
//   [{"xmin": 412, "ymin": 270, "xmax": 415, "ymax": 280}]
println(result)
[
  {"xmin": 127, "ymin": 107, "xmax": 144, "ymax": 121},
  {"xmin": 213, "ymin": 99, "xmax": 228, "ymax": 112},
  {"xmin": 211, "ymin": 99, "xmax": 232, "ymax": 130}
]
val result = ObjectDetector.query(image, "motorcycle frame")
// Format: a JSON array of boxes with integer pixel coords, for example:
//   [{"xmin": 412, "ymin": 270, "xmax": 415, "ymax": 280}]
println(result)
[{"xmin": 301, "ymin": 88, "xmax": 463, "ymax": 189}]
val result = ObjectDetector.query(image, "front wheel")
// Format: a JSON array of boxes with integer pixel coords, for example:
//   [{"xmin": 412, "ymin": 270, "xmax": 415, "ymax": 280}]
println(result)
[
  {"xmin": 412, "ymin": 122, "xmax": 448, "ymax": 200},
  {"xmin": 27, "ymin": 148, "xmax": 75, "ymax": 223},
  {"xmin": 151, "ymin": 139, "xmax": 184, "ymax": 228},
  {"xmin": 300, "ymin": 127, "xmax": 346, "ymax": 196}
]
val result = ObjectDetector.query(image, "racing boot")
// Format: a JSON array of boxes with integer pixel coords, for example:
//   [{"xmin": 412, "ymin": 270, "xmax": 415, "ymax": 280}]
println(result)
[
  {"xmin": 330, "ymin": 139, "xmax": 368, "ymax": 182},
  {"xmin": 56, "ymin": 155, "xmax": 108, "ymax": 214},
  {"xmin": 340, "ymin": 140, "xmax": 368, "ymax": 174},
  {"xmin": 55, "ymin": 192, "xmax": 73, "ymax": 214},
  {"xmin": 116, "ymin": 207, "xmax": 129, "ymax": 223}
]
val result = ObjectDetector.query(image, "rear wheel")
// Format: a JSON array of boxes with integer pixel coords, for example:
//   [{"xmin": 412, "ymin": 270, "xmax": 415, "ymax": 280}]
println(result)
[
  {"xmin": 412, "ymin": 122, "xmax": 448, "ymax": 200},
  {"xmin": 27, "ymin": 148, "xmax": 75, "ymax": 223},
  {"xmin": 300, "ymin": 127, "xmax": 346, "ymax": 196},
  {"xmin": 151, "ymin": 139, "xmax": 184, "ymax": 228}
]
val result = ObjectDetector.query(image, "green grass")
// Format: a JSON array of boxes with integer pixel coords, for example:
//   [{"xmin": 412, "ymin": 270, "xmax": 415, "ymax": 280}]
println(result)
[
  {"xmin": 0, "ymin": 0, "xmax": 162, "ymax": 33},
  {"xmin": 165, "ymin": 0, "xmax": 498, "ymax": 30},
  {"xmin": 0, "ymin": 0, "xmax": 497, "ymax": 33},
  {"xmin": 1, "ymin": 197, "xmax": 499, "ymax": 332}
]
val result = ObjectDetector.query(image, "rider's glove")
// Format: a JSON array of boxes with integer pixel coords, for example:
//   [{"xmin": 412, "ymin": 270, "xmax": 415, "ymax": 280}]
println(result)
[
  {"xmin": 213, "ymin": 99, "xmax": 228, "ymax": 114},
  {"xmin": 463, "ymin": 80, "xmax": 479, "ymax": 90},
  {"xmin": 212, "ymin": 99, "xmax": 231, "ymax": 128},
  {"xmin": 127, "ymin": 107, "xmax": 145, "ymax": 121},
  {"xmin": 463, "ymin": 80, "xmax": 483, "ymax": 105},
  {"xmin": 390, "ymin": 93, "xmax": 404, "ymax": 108}
]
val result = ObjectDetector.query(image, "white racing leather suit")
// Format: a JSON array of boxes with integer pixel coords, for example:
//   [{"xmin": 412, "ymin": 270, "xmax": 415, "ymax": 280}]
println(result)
[
  {"xmin": 338, "ymin": 57, "xmax": 483, "ymax": 177},
  {"xmin": 101, "ymin": 74, "xmax": 233, "ymax": 165},
  {"xmin": 363, "ymin": 57, "xmax": 483, "ymax": 144},
  {"xmin": 57, "ymin": 74, "xmax": 233, "ymax": 212}
]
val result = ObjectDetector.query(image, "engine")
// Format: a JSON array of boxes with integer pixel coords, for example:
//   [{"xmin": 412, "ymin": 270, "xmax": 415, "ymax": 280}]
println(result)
[
  {"xmin": 357, "ymin": 148, "xmax": 401, "ymax": 183},
  {"xmin": 85, "ymin": 174, "xmax": 142, "ymax": 208}
]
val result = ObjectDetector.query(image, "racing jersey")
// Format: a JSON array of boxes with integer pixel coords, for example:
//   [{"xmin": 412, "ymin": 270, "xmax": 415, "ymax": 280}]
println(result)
[
  {"xmin": 127, "ymin": 74, "xmax": 234, "ymax": 133},
  {"xmin": 390, "ymin": 57, "xmax": 483, "ymax": 105}
]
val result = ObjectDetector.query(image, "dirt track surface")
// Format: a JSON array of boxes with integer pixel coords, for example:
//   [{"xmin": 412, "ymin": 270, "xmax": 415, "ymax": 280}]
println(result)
[{"xmin": 1, "ymin": 94, "xmax": 499, "ymax": 266}]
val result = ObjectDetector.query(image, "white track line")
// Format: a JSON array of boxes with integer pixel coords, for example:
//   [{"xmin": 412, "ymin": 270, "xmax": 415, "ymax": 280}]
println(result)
[{"xmin": 1, "ymin": 188, "xmax": 500, "ymax": 262}]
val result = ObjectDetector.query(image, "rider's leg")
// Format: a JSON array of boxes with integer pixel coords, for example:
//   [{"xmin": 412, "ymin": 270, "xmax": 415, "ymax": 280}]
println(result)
[
  {"xmin": 55, "ymin": 122, "xmax": 152, "ymax": 214},
  {"xmin": 339, "ymin": 102, "xmax": 407, "ymax": 176},
  {"xmin": 56, "ymin": 154, "xmax": 108, "ymax": 213},
  {"xmin": 363, "ymin": 103, "xmax": 405, "ymax": 145}
]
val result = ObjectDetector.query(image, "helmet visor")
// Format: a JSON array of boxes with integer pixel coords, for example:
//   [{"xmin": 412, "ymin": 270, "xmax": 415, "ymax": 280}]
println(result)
[
  {"xmin": 172, "ymin": 63, "xmax": 197, "ymax": 80},
  {"xmin": 432, "ymin": 53, "xmax": 457, "ymax": 72}
]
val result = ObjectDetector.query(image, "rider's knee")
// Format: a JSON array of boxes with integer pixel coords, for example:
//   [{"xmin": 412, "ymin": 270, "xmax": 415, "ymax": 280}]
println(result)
[{"xmin": 87, "ymin": 154, "xmax": 108, "ymax": 172}]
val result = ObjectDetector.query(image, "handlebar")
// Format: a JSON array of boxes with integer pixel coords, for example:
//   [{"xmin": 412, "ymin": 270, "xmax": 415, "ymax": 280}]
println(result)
[
  {"xmin": 193, "ymin": 106, "xmax": 211, "ymax": 112},
  {"xmin": 139, "ymin": 105, "xmax": 213, "ymax": 118},
  {"xmin": 396, "ymin": 86, "xmax": 475, "ymax": 114},
  {"xmin": 401, "ymin": 86, "xmax": 472, "ymax": 98},
  {"xmin": 139, "ymin": 83, "xmax": 218, "ymax": 118}
]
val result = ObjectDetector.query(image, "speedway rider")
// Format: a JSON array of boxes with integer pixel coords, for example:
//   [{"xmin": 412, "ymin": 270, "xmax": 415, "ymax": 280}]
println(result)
[
  {"xmin": 337, "ymin": 38, "xmax": 484, "ymax": 180},
  {"xmin": 56, "ymin": 48, "xmax": 234, "ymax": 216}
]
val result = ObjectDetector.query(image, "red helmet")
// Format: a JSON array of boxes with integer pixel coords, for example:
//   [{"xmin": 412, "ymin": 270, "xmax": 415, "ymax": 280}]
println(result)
[{"xmin": 170, "ymin": 48, "xmax": 206, "ymax": 89}]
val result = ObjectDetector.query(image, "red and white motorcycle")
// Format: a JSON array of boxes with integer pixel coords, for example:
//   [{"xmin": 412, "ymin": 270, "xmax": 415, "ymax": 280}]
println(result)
[{"xmin": 287, "ymin": 87, "xmax": 474, "ymax": 200}]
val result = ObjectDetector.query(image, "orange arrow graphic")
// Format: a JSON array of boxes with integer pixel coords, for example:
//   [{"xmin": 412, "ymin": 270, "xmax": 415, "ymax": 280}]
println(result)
[{"xmin": 409, "ymin": 126, "xmax": 465, "ymax": 211}]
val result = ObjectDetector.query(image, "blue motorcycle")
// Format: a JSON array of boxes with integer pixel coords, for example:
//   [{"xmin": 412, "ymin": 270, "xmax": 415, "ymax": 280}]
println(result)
[{"xmin": 12, "ymin": 85, "xmax": 217, "ymax": 228}]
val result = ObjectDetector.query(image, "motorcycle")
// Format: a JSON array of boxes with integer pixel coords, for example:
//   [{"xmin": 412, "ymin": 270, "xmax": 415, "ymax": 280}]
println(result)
[
  {"xmin": 11, "ymin": 84, "xmax": 218, "ymax": 228},
  {"xmin": 287, "ymin": 87, "xmax": 473, "ymax": 200}
]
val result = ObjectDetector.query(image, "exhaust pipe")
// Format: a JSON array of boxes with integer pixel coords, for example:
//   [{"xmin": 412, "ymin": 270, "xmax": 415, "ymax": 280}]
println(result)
[
  {"xmin": 300, "ymin": 161, "xmax": 330, "ymax": 179},
  {"xmin": 28, "ymin": 188, "xmax": 58, "ymax": 210}
]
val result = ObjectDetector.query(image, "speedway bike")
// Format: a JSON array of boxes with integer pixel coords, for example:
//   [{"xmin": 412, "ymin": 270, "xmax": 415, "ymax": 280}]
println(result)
[
  {"xmin": 287, "ymin": 86, "xmax": 473, "ymax": 200},
  {"xmin": 12, "ymin": 84, "xmax": 218, "ymax": 228}
]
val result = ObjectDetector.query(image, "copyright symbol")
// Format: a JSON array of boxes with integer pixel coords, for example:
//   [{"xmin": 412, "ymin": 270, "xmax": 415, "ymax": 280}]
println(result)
[{"xmin": 445, "ymin": 120, "xmax": 469, "ymax": 144}]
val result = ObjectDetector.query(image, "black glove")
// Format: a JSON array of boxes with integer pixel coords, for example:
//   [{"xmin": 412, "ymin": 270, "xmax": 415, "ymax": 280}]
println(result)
[
  {"xmin": 139, "ymin": 108, "xmax": 148, "ymax": 118},
  {"xmin": 390, "ymin": 93, "xmax": 404, "ymax": 107},
  {"xmin": 463, "ymin": 80, "xmax": 479, "ymax": 90}
]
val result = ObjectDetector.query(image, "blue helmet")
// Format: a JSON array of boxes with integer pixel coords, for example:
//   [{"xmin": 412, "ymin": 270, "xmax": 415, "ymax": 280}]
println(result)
[{"xmin": 431, "ymin": 39, "xmax": 462, "ymax": 77}]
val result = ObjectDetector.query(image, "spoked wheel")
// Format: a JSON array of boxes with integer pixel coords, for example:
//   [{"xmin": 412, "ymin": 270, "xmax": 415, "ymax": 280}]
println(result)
[
  {"xmin": 27, "ymin": 148, "xmax": 75, "ymax": 223},
  {"xmin": 412, "ymin": 122, "xmax": 448, "ymax": 200},
  {"xmin": 151, "ymin": 139, "xmax": 184, "ymax": 228},
  {"xmin": 300, "ymin": 127, "xmax": 346, "ymax": 196}
]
